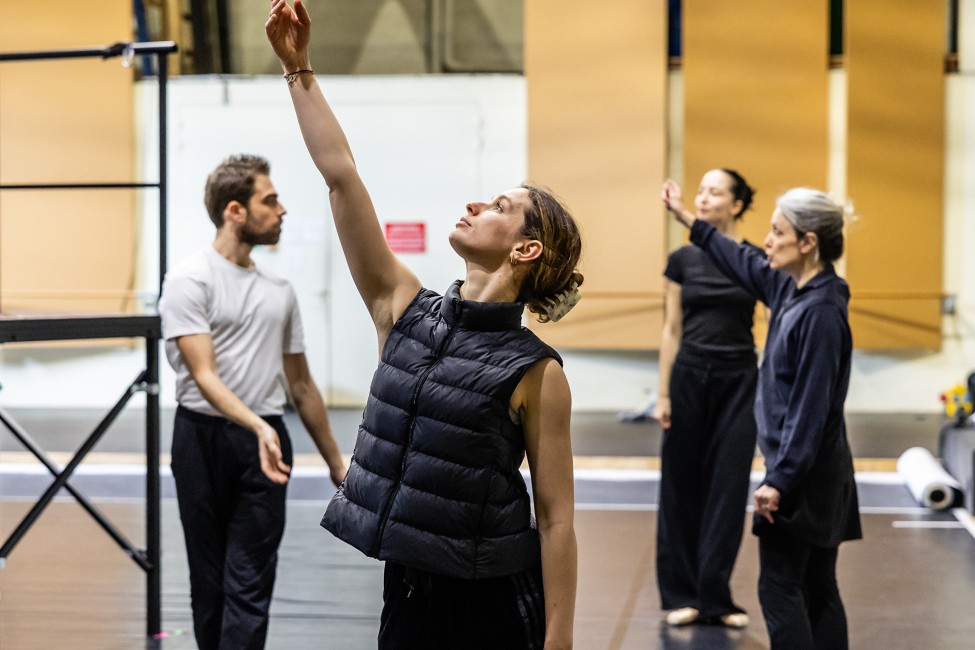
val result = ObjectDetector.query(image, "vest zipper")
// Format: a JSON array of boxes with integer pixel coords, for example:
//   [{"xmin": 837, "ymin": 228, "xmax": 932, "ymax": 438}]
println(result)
[{"xmin": 370, "ymin": 299, "xmax": 463, "ymax": 557}]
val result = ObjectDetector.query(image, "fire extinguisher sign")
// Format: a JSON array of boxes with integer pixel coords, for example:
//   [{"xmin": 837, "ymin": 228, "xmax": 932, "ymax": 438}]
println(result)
[{"xmin": 384, "ymin": 222, "xmax": 426, "ymax": 254}]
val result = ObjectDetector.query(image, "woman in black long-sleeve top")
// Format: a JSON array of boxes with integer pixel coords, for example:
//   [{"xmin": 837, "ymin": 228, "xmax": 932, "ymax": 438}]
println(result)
[{"xmin": 662, "ymin": 182, "xmax": 862, "ymax": 650}]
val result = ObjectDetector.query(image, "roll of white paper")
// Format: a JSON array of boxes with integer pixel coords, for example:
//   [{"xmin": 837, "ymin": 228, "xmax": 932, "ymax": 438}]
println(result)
[{"xmin": 896, "ymin": 447, "xmax": 962, "ymax": 511}]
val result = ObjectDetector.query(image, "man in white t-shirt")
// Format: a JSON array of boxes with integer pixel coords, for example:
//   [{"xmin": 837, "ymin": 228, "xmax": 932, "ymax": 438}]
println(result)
[{"xmin": 159, "ymin": 154, "xmax": 346, "ymax": 650}]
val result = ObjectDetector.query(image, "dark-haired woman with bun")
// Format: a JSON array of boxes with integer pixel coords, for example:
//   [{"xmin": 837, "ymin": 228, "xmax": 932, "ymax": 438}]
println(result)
[
  {"xmin": 663, "ymin": 182, "xmax": 862, "ymax": 649},
  {"xmin": 654, "ymin": 169, "xmax": 759, "ymax": 629}
]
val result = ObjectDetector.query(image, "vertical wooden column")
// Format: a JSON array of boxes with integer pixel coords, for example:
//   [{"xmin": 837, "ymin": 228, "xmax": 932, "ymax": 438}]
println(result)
[
  {"xmin": 845, "ymin": 0, "xmax": 945, "ymax": 349},
  {"xmin": 525, "ymin": 0, "xmax": 668, "ymax": 349},
  {"xmin": 683, "ymin": 2, "xmax": 830, "ymax": 247}
]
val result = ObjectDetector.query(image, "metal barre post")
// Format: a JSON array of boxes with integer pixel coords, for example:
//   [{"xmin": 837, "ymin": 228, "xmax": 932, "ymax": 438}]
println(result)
[
  {"xmin": 146, "ymin": 335, "xmax": 162, "ymax": 637},
  {"xmin": 158, "ymin": 50, "xmax": 169, "ymax": 297}
]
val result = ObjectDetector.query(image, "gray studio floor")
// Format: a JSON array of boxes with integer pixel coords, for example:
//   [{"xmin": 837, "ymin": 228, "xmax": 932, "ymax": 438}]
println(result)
[{"xmin": 2, "ymin": 408, "xmax": 975, "ymax": 649}]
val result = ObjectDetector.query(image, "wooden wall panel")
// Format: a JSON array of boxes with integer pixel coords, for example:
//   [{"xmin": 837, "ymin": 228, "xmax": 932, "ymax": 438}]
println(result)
[
  {"xmin": 845, "ymin": 0, "xmax": 945, "ymax": 349},
  {"xmin": 524, "ymin": 0, "xmax": 668, "ymax": 350},
  {"xmin": 683, "ymin": 2, "xmax": 829, "ymax": 248},
  {"xmin": 0, "ymin": 0, "xmax": 136, "ymax": 315}
]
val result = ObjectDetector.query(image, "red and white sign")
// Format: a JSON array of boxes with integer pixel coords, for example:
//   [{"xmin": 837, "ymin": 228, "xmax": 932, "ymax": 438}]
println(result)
[{"xmin": 384, "ymin": 222, "xmax": 426, "ymax": 254}]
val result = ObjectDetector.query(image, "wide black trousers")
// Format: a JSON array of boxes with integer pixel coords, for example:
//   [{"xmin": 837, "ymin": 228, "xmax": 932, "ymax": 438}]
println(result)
[
  {"xmin": 656, "ymin": 346, "xmax": 757, "ymax": 619},
  {"xmin": 171, "ymin": 406, "xmax": 293, "ymax": 650},
  {"xmin": 378, "ymin": 561, "xmax": 546, "ymax": 650},
  {"xmin": 758, "ymin": 525, "xmax": 848, "ymax": 650}
]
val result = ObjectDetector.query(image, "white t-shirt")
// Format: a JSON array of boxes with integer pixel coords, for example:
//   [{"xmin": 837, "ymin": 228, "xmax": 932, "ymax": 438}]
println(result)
[{"xmin": 159, "ymin": 246, "xmax": 305, "ymax": 416}]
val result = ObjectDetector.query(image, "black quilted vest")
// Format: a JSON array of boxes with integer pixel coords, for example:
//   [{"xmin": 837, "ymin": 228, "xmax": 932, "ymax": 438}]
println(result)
[{"xmin": 321, "ymin": 280, "xmax": 561, "ymax": 579}]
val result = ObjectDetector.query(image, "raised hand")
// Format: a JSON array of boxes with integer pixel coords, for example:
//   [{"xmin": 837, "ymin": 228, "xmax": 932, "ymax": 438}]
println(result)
[
  {"xmin": 662, "ymin": 179, "xmax": 695, "ymax": 228},
  {"xmin": 662, "ymin": 179, "xmax": 685, "ymax": 214},
  {"xmin": 265, "ymin": 0, "xmax": 312, "ymax": 72}
]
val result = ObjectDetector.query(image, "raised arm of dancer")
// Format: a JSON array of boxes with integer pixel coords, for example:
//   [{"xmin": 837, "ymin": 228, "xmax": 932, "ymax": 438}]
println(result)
[
  {"xmin": 265, "ymin": 0, "xmax": 420, "ymax": 340},
  {"xmin": 518, "ymin": 359, "xmax": 578, "ymax": 649},
  {"xmin": 661, "ymin": 179, "xmax": 698, "ymax": 228},
  {"xmin": 664, "ymin": 178, "xmax": 781, "ymax": 305},
  {"xmin": 654, "ymin": 280, "xmax": 682, "ymax": 429}
]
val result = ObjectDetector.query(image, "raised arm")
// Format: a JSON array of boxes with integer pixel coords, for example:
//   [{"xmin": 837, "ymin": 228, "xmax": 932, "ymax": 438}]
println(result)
[
  {"xmin": 516, "ymin": 358, "xmax": 577, "ymax": 649},
  {"xmin": 662, "ymin": 178, "xmax": 783, "ymax": 305},
  {"xmin": 266, "ymin": 0, "xmax": 420, "ymax": 341},
  {"xmin": 688, "ymin": 220, "xmax": 785, "ymax": 306}
]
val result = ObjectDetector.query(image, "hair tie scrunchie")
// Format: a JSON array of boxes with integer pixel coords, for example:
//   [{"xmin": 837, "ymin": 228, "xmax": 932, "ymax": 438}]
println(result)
[{"xmin": 542, "ymin": 281, "xmax": 581, "ymax": 322}]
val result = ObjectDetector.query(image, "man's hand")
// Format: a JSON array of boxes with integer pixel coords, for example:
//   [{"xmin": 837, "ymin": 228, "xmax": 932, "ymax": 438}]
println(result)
[
  {"xmin": 330, "ymin": 465, "xmax": 347, "ymax": 489},
  {"xmin": 257, "ymin": 420, "xmax": 292, "ymax": 484}
]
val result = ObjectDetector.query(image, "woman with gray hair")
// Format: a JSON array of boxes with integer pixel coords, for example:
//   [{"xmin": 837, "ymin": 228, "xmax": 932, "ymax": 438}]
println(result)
[{"xmin": 662, "ymin": 182, "xmax": 862, "ymax": 650}]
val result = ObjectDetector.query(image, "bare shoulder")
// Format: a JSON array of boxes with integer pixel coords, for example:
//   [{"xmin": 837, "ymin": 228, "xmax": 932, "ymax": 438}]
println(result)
[{"xmin": 512, "ymin": 356, "xmax": 570, "ymax": 417}]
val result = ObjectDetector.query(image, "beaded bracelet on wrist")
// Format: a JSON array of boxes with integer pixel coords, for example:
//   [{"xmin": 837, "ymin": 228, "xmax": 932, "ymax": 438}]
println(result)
[{"xmin": 284, "ymin": 69, "xmax": 314, "ymax": 87}]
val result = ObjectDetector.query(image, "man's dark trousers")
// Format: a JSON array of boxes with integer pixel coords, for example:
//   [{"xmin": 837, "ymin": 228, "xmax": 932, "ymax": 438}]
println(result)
[{"xmin": 172, "ymin": 405, "xmax": 292, "ymax": 650}]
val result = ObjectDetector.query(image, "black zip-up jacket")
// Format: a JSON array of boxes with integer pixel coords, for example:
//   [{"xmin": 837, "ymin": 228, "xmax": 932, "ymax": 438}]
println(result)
[
  {"xmin": 321, "ymin": 281, "xmax": 561, "ymax": 578},
  {"xmin": 691, "ymin": 220, "xmax": 862, "ymax": 547}
]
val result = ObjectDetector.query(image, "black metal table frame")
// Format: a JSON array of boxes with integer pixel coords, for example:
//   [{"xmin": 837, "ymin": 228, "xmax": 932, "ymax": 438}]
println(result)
[{"xmin": 0, "ymin": 41, "xmax": 177, "ymax": 641}]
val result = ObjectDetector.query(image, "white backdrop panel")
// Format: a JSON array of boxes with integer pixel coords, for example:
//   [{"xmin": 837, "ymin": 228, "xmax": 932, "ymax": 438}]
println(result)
[{"xmin": 156, "ymin": 75, "xmax": 526, "ymax": 406}]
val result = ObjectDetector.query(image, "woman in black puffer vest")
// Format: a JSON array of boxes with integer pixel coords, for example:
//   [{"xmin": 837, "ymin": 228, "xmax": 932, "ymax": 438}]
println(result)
[{"xmin": 267, "ymin": 3, "xmax": 584, "ymax": 648}]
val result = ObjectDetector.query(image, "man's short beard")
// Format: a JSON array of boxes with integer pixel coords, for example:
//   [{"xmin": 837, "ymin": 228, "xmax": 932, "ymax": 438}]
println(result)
[{"xmin": 240, "ymin": 223, "xmax": 280, "ymax": 246}]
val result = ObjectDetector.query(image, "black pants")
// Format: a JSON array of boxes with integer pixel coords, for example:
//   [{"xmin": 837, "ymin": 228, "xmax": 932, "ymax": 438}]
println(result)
[
  {"xmin": 378, "ymin": 562, "xmax": 545, "ymax": 650},
  {"xmin": 656, "ymin": 346, "xmax": 757, "ymax": 619},
  {"xmin": 758, "ymin": 526, "xmax": 848, "ymax": 650},
  {"xmin": 171, "ymin": 406, "xmax": 293, "ymax": 650}
]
